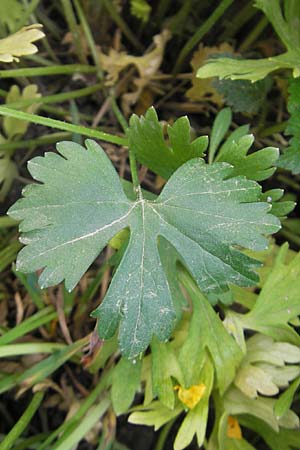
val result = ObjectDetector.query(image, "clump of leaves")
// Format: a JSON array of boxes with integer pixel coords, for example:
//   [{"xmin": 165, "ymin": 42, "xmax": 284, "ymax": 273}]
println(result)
[
  {"xmin": 197, "ymin": 0, "xmax": 300, "ymax": 82},
  {"xmin": 8, "ymin": 107, "xmax": 281, "ymax": 359},
  {"xmin": 128, "ymin": 255, "xmax": 300, "ymax": 450},
  {"xmin": 0, "ymin": 24, "xmax": 45, "ymax": 63}
]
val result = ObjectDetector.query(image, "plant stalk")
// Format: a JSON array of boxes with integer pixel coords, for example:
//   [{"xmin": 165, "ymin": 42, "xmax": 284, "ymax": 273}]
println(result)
[
  {"xmin": 0, "ymin": 391, "xmax": 44, "ymax": 450},
  {"xmin": 173, "ymin": 0, "xmax": 234, "ymax": 74},
  {"xmin": 0, "ymin": 107, "xmax": 128, "ymax": 146}
]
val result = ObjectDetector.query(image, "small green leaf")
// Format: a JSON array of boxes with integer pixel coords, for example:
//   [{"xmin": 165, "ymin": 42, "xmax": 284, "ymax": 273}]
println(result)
[
  {"xmin": 274, "ymin": 376, "xmax": 300, "ymax": 419},
  {"xmin": 3, "ymin": 84, "xmax": 41, "ymax": 139},
  {"xmin": 173, "ymin": 357, "xmax": 214, "ymax": 450},
  {"xmin": 241, "ymin": 244, "xmax": 300, "ymax": 342},
  {"xmin": 127, "ymin": 107, "xmax": 208, "ymax": 179},
  {"xmin": 151, "ymin": 337, "xmax": 183, "ymax": 409},
  {"xmin": 111, "ymin": 357, "xmax": 141, "ymax": 415},
  {"xmin": 130, "ymin": 0, "xmax": 151, "ymax": 22},
  {"xmin": 179, "ymin": 273, "xmax": 243, "ymax": 393},
  {"xmin": 239, "ymin": 416, "xmax": 300, "ymax": 450},
  {"xmin": 218, "ymin": 412, "xmax": 256, "ymax": 450},
  {"xmin": 197, "ymin": 52, "xmax": 299, "ymax": 83},
  {"xmin": 217, "ymin": 134, "xmax": 279, "ymax": 181},
  {"xmin": 208, "ymin": 107, "xmax": 231, "ymax": 164},
  {"xmin": 0, "ymin": 155, "xmax": 18, "ymax": 201},
  {"xmin": 260, "ymin": 189, "xmax": 295, "ymax": 219},
  {"xmin": 128, "ymin": 401, "xmax": 181, "ymax": 430},
  {"xmin": 224, "ymin": 387, "xmax": 299, "ymax": 431},
  {"xmin": 9, "ymin": 139, "xmax": 279, "ymax": 358}
]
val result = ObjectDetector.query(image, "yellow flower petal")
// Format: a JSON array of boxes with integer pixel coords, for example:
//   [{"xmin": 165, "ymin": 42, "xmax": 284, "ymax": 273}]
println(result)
[
  {"xmin": 174, "ymin": 383, "xmax": 206, "ymax": 409},
  {"xmin": 227, "ymin": 416, "xmax": 242, "ymax": 440}
]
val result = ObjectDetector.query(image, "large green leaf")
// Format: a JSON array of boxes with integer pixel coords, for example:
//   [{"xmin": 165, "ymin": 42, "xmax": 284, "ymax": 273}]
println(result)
[{"xmin": 9, "ymin": 140, "xmax": 279, "ymax": 357}]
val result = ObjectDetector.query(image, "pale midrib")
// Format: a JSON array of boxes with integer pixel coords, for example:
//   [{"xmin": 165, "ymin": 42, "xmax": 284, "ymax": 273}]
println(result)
[
  {"xmin": 14, "ymin": 199, "xmax": 129, "ymax": 213},
  {"xmin": 131, "ymin": 196, "xmax": 146, "ymax": 351},
  {"xmin": 148, "ymin": 203, "xmax": 253, "ymax": 286},
  {"xmin": 157, "ymin": 203, "xmax": 273, "ymax": 227},
  {"xmin": 26, "ymin": 202, "xmax": 137, "ymax": 261},
  {"xmin": 160, "ymin": 186, "xmax": 257, "ymax": 205}
]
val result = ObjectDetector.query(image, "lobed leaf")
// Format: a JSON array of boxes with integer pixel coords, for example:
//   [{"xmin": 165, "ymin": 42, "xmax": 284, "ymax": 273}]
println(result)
[
  {"xmin": 9, "ymin": 139, "xmax": 280, "ymax": 358},
  {"xmin": 127, "ymin": 106, "xmax": 208, "ymax": 179},
  {"xmin": 0, "ymin": 24, "xmax": 45, "ymax": 63},
  {"xmin": 241, "ymin": 244, "xmax": 300, "ymax": 340}
]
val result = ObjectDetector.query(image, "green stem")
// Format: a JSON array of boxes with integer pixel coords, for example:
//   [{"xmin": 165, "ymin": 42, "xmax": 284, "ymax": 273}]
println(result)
[
  {"xmin": 129, "ymin": 150, "xmax": 140, "ymax": 193},
  {"xmin": 239, "ymin": 15, "xmax": 269, "ymax": 52},
  {"xmin": 5, "ymin": 83, "xmax": 103, "ymax": 109},
  {"xmin": 61, "ymin": 0, "xmax": 87, "ymax": 64},
  {"xmin": 53, "ymin": 398, "xmax": 110, "ymax": 450},
  {"xmin": 1, "ymin": 132, "xmax": 71, "ymax": 154},
  {"xmin": 280, "ymin": 228, "xmax": 300, "ymax": 247},
  {"xmin": 277, "ymin": 174, "xmax": 300, "ymax": 191},
  {"xmin": 73, "ymin": 0, "xmax": 103, "ymax": 78},
  {"xmin": 156, "ymin": 0, "xmax": 172, "ymax": 23},
  {"xmin": 258, "ymin": 120, "xmax": 288, "ymax": 137},
  {"xmin": 219, "ymin": 2, "xmax": 256, "ymax": 39},
  {"xmin": 0, "ymin": 307, "xmax": 57, "ymax": 345},
  {"xmin": 0, "ymin": 64, "xmax": 96, "ymax": 78},
  {"xmin": 173, "ymin": 0, "xmax": 234, "ymax": 74},
  {"xmin": 0, "ymin": 391, "xmax": 44, "ymax": 450},
  {"xmin": 110, "ymin": 96, "xmax": 128, "ymax": 132},
  {"xmin": 0, "ymin": 107, "xmax": 128, "ymax": 146},
  {"xmin": 37, "ymin": 371, "xmax": 111, "ymax": 450},
  {"xmin": 102, "ymin": 0, "xmax": 143, "ymax": 51},
  {"xmin": 0, "ymin": 217, "xmax": 18, "ymax": 228},
  {"xmin": 109, "ymin": 97, "xmax": 138, "ymax": 190},
  {"xmin": 0, "ymin": 343, "xmax": 66, "ymax": 357},
  {"xmin": 41, "ymin": 104, "xmax": 94, "ymax": 122}
]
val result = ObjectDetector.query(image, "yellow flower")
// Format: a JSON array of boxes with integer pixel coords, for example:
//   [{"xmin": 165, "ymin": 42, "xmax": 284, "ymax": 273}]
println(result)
[
  {"xmin": 174, "ymin": 383, "xmax": 206, "ymax": 409},
  {"xmin": 227, "ymin": 416, "xmax": 242, "ymax": 440}
]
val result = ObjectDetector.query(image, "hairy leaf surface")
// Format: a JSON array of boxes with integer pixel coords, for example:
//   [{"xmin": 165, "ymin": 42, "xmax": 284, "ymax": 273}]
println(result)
[{"xmin": 9, "ymin": 140, "xmax": 280, "ymax": 357}]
